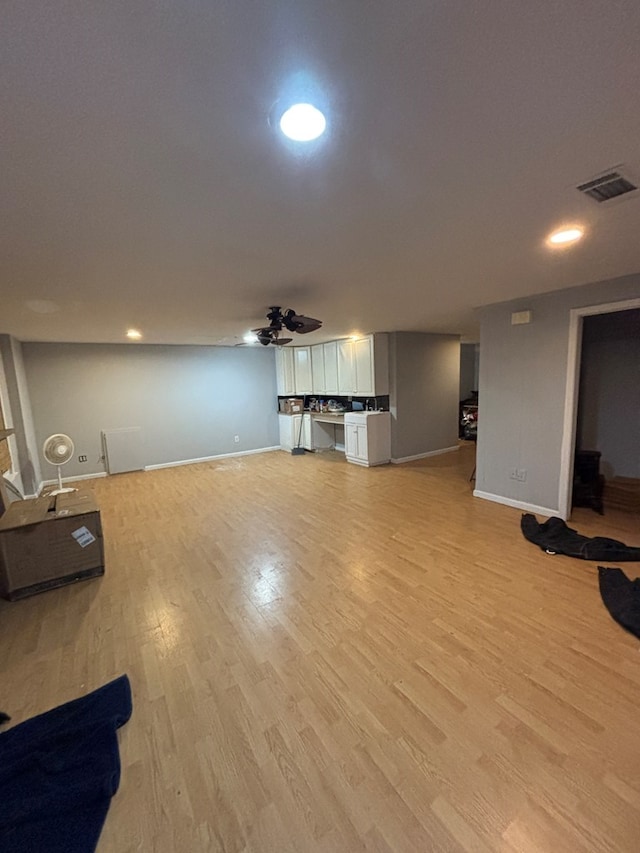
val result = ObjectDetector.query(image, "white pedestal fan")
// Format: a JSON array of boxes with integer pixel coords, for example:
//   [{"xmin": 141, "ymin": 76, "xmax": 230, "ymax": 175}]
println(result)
[{"xmin": 43, "ymin": 433, "xmax": 77, "ymax": 495}]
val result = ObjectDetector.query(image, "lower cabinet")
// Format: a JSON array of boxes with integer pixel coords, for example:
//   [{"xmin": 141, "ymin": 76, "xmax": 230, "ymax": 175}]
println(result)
[
  {"xmin": 279, "ymin": 414, "xmax": 313, "ymax": 451},
  {"xmin": 345, "ymin": 421, "xmax": 368, "ymax": 462},
  {"xmin": 279, "ymin": 412, "xmax": 390, "ymax": 463},
  {"xmin": 344, "ymin": 412, "xmax": 391, "ymax": 467}
]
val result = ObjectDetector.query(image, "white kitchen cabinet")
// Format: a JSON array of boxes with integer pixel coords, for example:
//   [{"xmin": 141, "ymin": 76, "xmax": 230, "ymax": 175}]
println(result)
[
  {"xmin": 354, "ymin": 334, "xmax": 389, "ymax": 396},
  {"xmin": 337, "ymin": 339, "xmax": 355, "ymax": 395},
  {"xmin": 353, "ymin": 336, "xmax": 374, "ymax": 396},
  {"xmin": 302, "ymin": 414, "xmax": 312, "ymax": 449},
  {"xmin": 335, "ymin": 334, "xmax": 389, "ymax": 397},
  {"xmin": 279, "ymin": 414, "xmax": 293, "ymax": 450},
  {"xmin": 310, "ymin": 344, "xmax": 325, "ymax": 394},
  {"xmin": 323, "ymin": 341, "xmax": 338, "ymax": 395},
  {"xmin": 294, "ymin": 346, "xmax": 312, "ymax": 395},
  {"xmin": 276, "ymin": 334, "xmax": 388, "ymax": 398},
  {"xmin": 344, "ymin": 412, "xmax": 391, "ymax": 466},
  {"xmin": 345, "ymin": 420, "xmax": 368, "ymax": 462},
  {"xmin": 278, "ymin": 414, "xmax": 313, "ymax": 451},
  {"xmin": 275, "ymin": 347, "xmax": 295, "ymax": 396}
]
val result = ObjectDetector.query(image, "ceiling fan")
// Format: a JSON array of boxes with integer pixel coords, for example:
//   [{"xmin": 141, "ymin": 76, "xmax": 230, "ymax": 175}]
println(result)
[{"xmin": 252, "ymin": 306, "xmax": 322, "ymax": 346}]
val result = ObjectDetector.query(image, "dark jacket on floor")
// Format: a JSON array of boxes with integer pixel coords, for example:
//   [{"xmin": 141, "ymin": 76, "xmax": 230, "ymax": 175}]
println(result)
[
  {"xmin": 599, "ymin": 567, "xmax": 640, "ymax": 640},
  {"xmin": 521, "ymin": 514, "xmax": 640, "ymax": 561},
  {"xmin": 0, "ymin": 674, "xmax": 131, "ymax": 853}
]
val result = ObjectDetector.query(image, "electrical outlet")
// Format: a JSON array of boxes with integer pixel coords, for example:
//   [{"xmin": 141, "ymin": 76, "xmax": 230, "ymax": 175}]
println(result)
[
  {"xmin": 509, "ymin": 468, "xmax": 518, "ymax": 480},
  {"xmin": 234, "ymin": 435, "xmax": 240, "ymax": 443},
  {"xmin": 78, "ymin": 455, "xmax": 88, "ymax": 463},
  {"xmin": 516, "ymin": 468, "xmax": 527, "ymax": 482}
]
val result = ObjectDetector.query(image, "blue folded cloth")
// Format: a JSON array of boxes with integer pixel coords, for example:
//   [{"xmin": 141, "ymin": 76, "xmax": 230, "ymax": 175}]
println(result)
[{"xmin": 0, "ymin": 675, "xmax": 132, "ymax": 852}]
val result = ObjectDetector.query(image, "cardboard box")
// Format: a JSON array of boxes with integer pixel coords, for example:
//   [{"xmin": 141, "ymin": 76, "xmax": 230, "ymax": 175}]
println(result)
[
  {"xmin": 0, "ymin": 490, "xmax": 104, "ymax": 600},
  {"xmin": 280, "ymin": 398, "xmax": 304, "ymax": 414}
]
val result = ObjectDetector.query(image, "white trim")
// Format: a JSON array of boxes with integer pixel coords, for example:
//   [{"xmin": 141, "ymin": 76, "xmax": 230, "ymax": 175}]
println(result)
[
  {"xmin": 558, "ymin": 296, "xmax": 640, "ymax": 519},
  {"xmin": 473, "ymin": 489, "xmax": 557, "ymax": 518},
  {"xmin": 41, "ymin": 471, "xmax": 108, "ymax": 486},
  {"xmin": 144, "ymin": 446, "xmax": 280, "ymax": 471},
  {"xmin": 391, "ymin": 445, "xmax": 459, "ymax": 464}
]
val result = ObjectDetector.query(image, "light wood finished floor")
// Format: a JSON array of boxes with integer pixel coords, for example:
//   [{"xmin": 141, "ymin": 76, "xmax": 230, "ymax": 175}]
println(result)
[{"xmin": 2, "ymin": 444, "xmax": 640, "ymax": 852}]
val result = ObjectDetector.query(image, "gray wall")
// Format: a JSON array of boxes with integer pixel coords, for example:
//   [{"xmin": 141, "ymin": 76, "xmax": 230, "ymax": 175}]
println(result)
[
  {"xmin": 389, "ymin": 332, "xmax": 460, "ymax": 460},
  {"xmin": 577, "ymin": 310, "xmax": 640, "ymax": 479},
  {"xmin": 459, "ymin": 343, "xmax": 479, "ymax": 399},
  {"xmin": 23, "ymin": 343, "xmax": 279, "ymax": 483},
  {"xmin": 0, "ymin": 335, "xmax": 41, "ymax": 495},
  {"xmin": 476, "ymin": 273, "xmax": 640, "ymax": 512}
]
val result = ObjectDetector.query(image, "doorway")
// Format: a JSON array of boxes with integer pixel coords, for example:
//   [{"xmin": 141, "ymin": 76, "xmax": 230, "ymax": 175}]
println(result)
[{"xmin": 559, "ymin": 297, "xmax": 640, "ymax": 518}]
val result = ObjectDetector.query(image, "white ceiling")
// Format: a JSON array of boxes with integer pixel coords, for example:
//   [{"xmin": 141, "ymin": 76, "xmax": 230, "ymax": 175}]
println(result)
[{"xmin": 2, "ymin": 1, "xmax": 640, "ymax": 345}]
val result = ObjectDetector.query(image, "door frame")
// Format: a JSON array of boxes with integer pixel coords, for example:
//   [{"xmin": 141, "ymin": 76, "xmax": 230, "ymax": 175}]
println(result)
[{"xmin": 558, "ymin": 296, "xmax": 640, "ymax": 518}]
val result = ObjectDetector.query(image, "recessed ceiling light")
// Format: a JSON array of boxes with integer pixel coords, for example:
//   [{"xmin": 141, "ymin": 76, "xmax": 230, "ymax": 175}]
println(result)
[
  {"xmin": 279, "ymin": 103, "xmax": 326, "ymax": 142},
  {"xmin": 126, "ymin": 328, "xmax": 142, "ymax": 340},
  {"xmin": 547, "ymin": 226, "xmax": 584, "ymax": 246}
]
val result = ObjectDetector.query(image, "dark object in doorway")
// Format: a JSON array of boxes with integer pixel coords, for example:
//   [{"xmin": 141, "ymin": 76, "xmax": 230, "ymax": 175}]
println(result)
[
  {"xmin": 572, "ymin": 450, "xmax": 604, "ymax": 514},
  {"xmin": 521, "ymin": 514, "xmax": 640, "ymax": 561},
  {"xmin": 0, "ymin": 712, "xmax": 10, "ymax": 725},
  {"xmin": 0, "ymin": 674, "xmax": 132, "ymax": 853},
  {"xmin": 459, "ymin": 394, "xmax": 478, "ymax": 440},
  {"xmin": 598, "ymin": 567, "xmax": 640, "ymax": 640}
]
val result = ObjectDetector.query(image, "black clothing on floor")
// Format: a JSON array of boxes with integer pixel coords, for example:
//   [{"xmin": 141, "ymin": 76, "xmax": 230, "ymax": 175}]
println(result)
[
  {"xmin": 0, "ymin": 674, "xmax": 131, "ymax": 853},
  {"xmin": 598, "ymin": 567, "xmax": 640, "ymax": 640},
  {"xmin": 521, "ymin": 514, "xmax": 640, "ymax": 561}
]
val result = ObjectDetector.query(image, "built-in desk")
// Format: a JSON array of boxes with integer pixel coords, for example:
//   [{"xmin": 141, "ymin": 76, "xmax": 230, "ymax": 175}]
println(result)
[
  {"xmin": 311, "ymin": 413, "xmax": 345, "ymax": 425},
  {"xmin": 310, "ymin": 412, "xmax": 345, "ymax": 451}
]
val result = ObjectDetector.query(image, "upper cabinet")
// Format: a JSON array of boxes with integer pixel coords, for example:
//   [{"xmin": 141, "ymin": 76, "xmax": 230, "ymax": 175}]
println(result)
[
  {"xmin": 338, "ymin": 334, "xmax": 389, "ymax": 396},
  {"xmin": 323, "ymin": 341, "xmax": 338, "ymax": 395},
  {"xmin": 353, "ymin": 337, "xmax": 374, "ymax": 396},
  {"xmin": 310, "ymin": 344, "xmax": 325, "ymax": 395},
  {"xmin": 276, "ymin": 333, "xmax": 389, "ymax": 398},
  {"xmin": 337, "ymin": 340, "xmax": 354, "ymax": 395},
  {"xmin": 275, "ymin": 347, "xmax": 295, "ymax": 396},
  {"xmin": 293, "ymin": 346, "xmax": 312, "ymax": 395}
]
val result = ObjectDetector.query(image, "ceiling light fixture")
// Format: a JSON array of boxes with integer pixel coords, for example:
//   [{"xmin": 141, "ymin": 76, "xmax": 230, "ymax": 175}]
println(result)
[
  {"xmin": 279, "ymin": 103, "xmax": 326, "ymax": 142},
  {"xmin": 243, "ymin": 333, "xmax": 258, "ymax": 344},
  {"xmin": 547, "ymin": 226, "xmax": 584, "ymax": 246},
  {"xmin": 126, "ymin": 328, "xmax": 142, "ymax": 340}
]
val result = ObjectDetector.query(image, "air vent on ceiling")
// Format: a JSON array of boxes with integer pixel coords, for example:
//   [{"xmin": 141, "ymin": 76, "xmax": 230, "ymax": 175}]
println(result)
[{"xmin": 577, "ymin": 170, "xmax": 637, "ymax": 203}]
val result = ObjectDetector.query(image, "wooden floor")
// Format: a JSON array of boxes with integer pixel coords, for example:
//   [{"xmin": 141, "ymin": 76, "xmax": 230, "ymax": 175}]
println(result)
[{"xmin": 2, "ymin": 444, "xmax": 640, "ymax": 852}]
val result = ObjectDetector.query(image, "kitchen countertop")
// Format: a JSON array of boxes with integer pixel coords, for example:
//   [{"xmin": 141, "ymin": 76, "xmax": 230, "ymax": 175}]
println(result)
[
  {"xmin": 278, "ymin": 411, "xmax": 346, "ymax": 421},
  {"xmin": 311, "ymin": 412, "xmax": 346, "ymax": 423},
  {"xmin": 279, "ymin": 411, "xmax": 388, "ymax": 421}
]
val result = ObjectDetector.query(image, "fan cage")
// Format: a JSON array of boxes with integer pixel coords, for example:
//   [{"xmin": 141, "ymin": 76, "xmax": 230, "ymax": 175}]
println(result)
[{"xmin": 43, "ymin": 434, "xmax": 75, "ymax": 465}]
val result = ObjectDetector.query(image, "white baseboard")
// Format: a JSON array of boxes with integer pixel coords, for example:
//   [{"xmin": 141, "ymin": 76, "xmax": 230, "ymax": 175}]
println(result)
[
  {"xmin": 145, "ymin": 446, "xmax": 280, "ymax": 471},
  {"xmin": 391, "ymin": 445, "xmax": 459, "ymax": 464},
  {"xmin": 473, "ymin": 489, "xmax": 559, "ymax": 518},
  {"xmin": 41, "ymin": 472, "xmax": 108, "ymax": 487}
]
